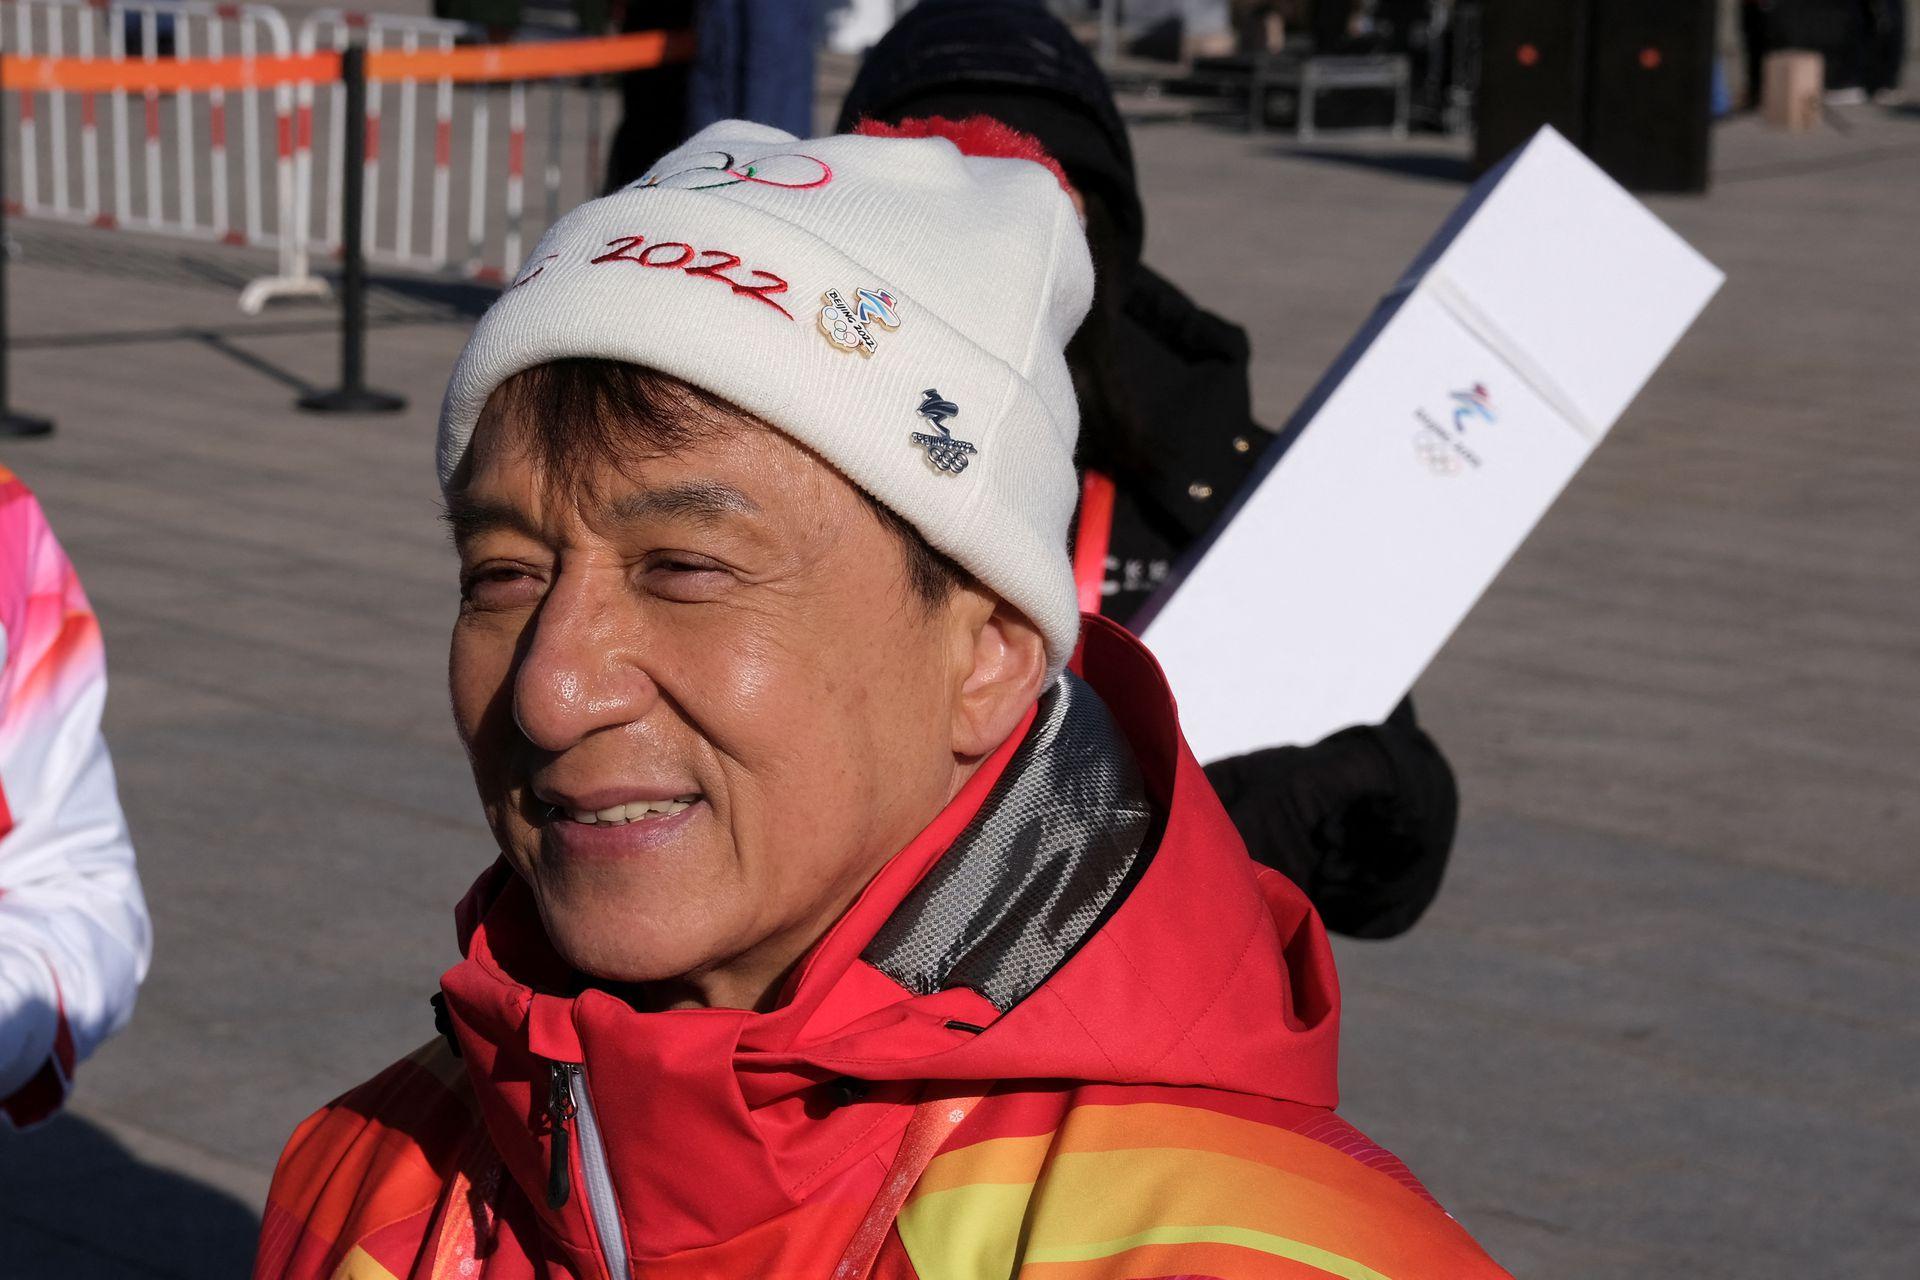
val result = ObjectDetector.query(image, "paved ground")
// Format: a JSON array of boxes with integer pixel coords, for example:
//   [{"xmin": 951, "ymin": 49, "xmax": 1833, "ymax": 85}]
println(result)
[{"xmin": 0, "ymin": 95, "xmax": 1916, "ymax": 1277}]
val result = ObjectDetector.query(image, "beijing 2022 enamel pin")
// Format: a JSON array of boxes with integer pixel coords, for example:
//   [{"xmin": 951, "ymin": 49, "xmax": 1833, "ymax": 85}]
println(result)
[
  {"xmin": 910, "ymin": 389, "xmax": 976, "ymax": 475},
  {"xmin": 819, "ymin": 287, "xmax": 901, "ymax": 357}
]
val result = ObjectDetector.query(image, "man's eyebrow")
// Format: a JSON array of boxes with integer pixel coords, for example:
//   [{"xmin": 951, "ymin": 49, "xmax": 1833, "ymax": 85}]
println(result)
[
  {"xmin": 609, "ymin": 482, "xmax": 760, "ymax": 525},
  {"xmin": 440, "ymin": 496, "xmax": 538, "ymax": 544}
]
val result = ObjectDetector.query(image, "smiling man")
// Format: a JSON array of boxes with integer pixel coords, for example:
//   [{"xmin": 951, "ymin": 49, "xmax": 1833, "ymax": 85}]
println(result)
[
  {"xmin": 443, "ymin": 360, "xmax": 1040, "ymax": 1016},
  {"xmin": 254, "ymin": 120, "xmax": 1509, "ymax": 1280}
]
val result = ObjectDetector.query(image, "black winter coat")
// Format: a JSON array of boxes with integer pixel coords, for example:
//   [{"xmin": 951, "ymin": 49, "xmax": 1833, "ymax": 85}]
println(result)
[
  {"xmin": 1093, "ymin": 266, "xmax": 1458, "ymax": 939},
  {"xmin": 841, "ymin": 0, "xmax": 1458, "ymax": 939}
]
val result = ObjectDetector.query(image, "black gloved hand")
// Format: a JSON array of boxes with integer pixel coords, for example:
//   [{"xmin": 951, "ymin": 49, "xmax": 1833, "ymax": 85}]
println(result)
[{"xmin": 1203, "ymin": 697, "xmax": 1458, "ymax": 939}]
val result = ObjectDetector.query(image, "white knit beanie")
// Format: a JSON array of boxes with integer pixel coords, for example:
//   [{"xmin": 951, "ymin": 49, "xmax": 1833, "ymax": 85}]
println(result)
[{"xmin": 437, "ymin": 119, "xmax": 1094, "ymax": 676}]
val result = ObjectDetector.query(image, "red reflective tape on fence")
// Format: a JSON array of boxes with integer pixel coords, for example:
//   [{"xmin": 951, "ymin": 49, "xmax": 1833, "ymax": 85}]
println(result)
[
  {"xmin": 144, "ymin": 91, "xmax": 160, "ymax": 140},
  {"xmin": 276, "ymin": 112, "xmax": 293, "ymax": 159},
  {"xmin": 17, "ymin": 94, "xmax": 32, "ymax": 124},
  {"xmin": 366, "ymin": 28, "xmax": 695, "ymax": 84},
  {"xmin": 1, "ymin": 51, "xmax": 342, "ymax": 93},
  {"xmin": 364, "ymin": 116, "xmax": 380, "ymax": 163},
  {"xmin": 81, "ymin": 93, "xmax": 95, "ymax": 127},
  {"xmin": 210, "ymin": 101, "xmax": 226, "ymax": 147},
  {"xmin": 296, "ymin": 104, "xmax": 313, "ymax": 150},
  {"xmin": 508, "ymin": 129, "xmax": 524, "ymax": 178},
  {"xmin": 434, "ymin": 118, "xmax": 451, "ymax": 168}
]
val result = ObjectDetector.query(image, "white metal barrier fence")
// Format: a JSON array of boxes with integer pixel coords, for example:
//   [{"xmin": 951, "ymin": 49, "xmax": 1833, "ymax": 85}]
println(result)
[
  {"xmin": 3, "ymin": 7, "xmax": 676, "ymax": 311},
  {"xmin": 2, "ymin": 0, "xmax": 310, "ymax": 306},
  {"xmin": 293, "ymin": 8, "xmax": 461, "ymax": 289},
  {"xmin": 289, "ymin": 18, "xmax": 637, "ymax": 295}
]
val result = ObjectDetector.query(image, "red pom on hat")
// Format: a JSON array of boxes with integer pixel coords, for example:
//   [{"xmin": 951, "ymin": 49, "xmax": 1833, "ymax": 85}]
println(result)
[{"xmin": 853, "ymin": 114, "xmax": 1074, "ymax": 195}]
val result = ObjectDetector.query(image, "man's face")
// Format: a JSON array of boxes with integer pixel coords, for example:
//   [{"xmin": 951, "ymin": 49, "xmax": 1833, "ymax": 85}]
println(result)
[{"xmin": 447, "ymin": 402, "xmax": 978, "ymax": 1008}]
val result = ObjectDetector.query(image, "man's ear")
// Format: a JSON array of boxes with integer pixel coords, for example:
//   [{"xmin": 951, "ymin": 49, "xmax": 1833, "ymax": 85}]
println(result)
[{"xmin": 947, "ymin": 585, "xmax": 1049, "ymax": 760}]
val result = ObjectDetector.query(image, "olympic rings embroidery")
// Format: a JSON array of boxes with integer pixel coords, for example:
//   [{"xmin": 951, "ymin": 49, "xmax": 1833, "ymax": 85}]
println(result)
[
  {"xmin": 632, "ymin": 150, "xmax": 834, "ymax": 193},
  {"xmin": 509, "ymin": 254, "xmax": 559, "ymax": 290}
]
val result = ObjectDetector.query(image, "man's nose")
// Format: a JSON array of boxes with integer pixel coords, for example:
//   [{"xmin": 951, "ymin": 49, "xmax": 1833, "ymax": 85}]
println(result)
[{"xmin": 511, "ymin": 577, "xmax": 656, "ymax": 752}]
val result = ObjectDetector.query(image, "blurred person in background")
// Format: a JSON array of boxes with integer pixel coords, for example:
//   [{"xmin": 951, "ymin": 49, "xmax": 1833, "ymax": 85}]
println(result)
[
  {"xmin": 1782, "ymin": 0, "xmax": 1912, "ymax": 102},
  {"xmin": 254, "ymin": 118, "xmax": 1509, "ymax": 1280},
  {"xmin": 1741, "ymin": 0, "xmax": 1779, "ymax": 110},
  {"xmin": 1862, "ymin": 0, "xmax": 1907, "ymax": 102},
  {"xmin": 826, "ymin": 0, "xmax": 899, "ymax": 55},
  {"xmin": 1123, "ymin": 0, "xmax": 1238, "ymax": 58},
  {"xmin": 683, "ymin": 1, "xmax": 816, "ymax": 144},
  {"xmin": 605, "ymin": 0, "xmax": 699, "ymax": 190},
  {"xmin": 839, "ymin": 0, "xmax": 1459, "ymax": 940},
  {"xmin": 1309, "ymin": 0, "xmax": 1360, "ymax": 49},
  {"xmin": 606, "ymin": 0, "xmax": 816, "ymax": 190},
  {"xmin": 0, "ymin": 467, "xmax": 149, "ymax": 1129}
]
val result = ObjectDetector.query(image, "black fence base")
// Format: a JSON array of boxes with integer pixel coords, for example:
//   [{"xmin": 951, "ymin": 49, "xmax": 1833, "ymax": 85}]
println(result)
[
  {"xmin": 0, "ymin": 410, "xmax": 55, "ymax": 437},
  {"xmin": 297, "ymin": 387, "xmax": 407, "ymax": 414},
  {"xmin": 298, "ymin": 47, "xmax": 406, "ymax": 420}
]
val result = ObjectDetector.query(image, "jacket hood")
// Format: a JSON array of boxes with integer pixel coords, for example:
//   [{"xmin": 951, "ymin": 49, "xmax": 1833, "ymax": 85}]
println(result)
[{"xmin": 438, "ymin": 616, "xmax": 1339, "ymax": 1262}]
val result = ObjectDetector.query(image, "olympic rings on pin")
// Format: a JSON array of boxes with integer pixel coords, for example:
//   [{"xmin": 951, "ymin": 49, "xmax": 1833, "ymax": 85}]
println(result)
[{"xmin": 1413, "ymin": 428, "xmax": 1464, "ymax": 477}]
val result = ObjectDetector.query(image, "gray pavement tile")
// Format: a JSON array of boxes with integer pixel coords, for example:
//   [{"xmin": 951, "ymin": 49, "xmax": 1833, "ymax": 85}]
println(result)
[
  {"xmin": 78, "ymin": 1017, "xmax": 396, "ymax": 1172},
  {"xmin": 1536, "ymin": 1162, "xmax": 1917, "ymax": 1280},
  {"xmin": 100, "ymin": 616, "xmax": 451, "ymax": 737},
  {"xmin": 99, "ymin": 663, "xmax": 264, "ymax": 733},
  {"xmin": 1350, "ymin": 940, "xmax": 1920, "ymax": 1110},
  {"xmin": 1455, "ymin": 1216, "xmax": 1672, "ymax": 1280},
  {"xmin": 119, "ymin": 713, "xmax": 477, "ymax": 824},
  {"xmin": 0, "ymin": 1217, "xmax": 236, "ymax": 1280},
  {"xmin": 1445, "ymin": 814, "xmax": 1920, "ymax": 973},
  {"xmin": 0, "ymin": 1107, "xmax": 261, "ymax": 1278},
  {"xmin": 1336, "ymin": 987, "xmax": 1917, "ymax": 1278}
]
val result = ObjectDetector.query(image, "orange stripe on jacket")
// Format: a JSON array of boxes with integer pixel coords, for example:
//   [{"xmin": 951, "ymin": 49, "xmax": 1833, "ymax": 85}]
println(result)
[
  {"xmin": 898, "ymin": 1096, "xmax": 1506, "ymax": 1280},
  {"xmin": 255, "ymin": 1043, "xmax": 478, "ymax": 1280}
]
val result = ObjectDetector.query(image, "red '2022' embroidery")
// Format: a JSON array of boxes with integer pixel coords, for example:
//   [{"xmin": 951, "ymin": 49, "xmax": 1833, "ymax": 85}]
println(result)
[{"xmin": 587, "ymin": 235, "xmax": 794, "ymax": 319}]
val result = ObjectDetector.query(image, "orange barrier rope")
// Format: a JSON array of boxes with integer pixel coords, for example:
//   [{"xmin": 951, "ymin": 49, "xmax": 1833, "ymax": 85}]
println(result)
[
  {"xmin": 2, "ymin": 51, "xmax": 339, "ymax": 93},
  {"xmin": 1, "ymin": 28, "xmax": 693, "ymax": 93},
  {"xmin": 368, "ymin": 29, "xmax": 696, "ymax": 84}
]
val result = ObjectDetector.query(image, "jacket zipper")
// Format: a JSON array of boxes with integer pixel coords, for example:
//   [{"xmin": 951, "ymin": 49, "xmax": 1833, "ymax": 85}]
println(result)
[{"xmin": 546, "ymin": 1061, "xmax": 630, "ymax": 1280}]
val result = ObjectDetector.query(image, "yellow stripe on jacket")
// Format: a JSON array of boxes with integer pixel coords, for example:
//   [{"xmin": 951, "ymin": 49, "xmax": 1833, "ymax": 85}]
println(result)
[{"xmin": 897, "ymin": 1099, "xmax": 1510, "ymax": 1280}]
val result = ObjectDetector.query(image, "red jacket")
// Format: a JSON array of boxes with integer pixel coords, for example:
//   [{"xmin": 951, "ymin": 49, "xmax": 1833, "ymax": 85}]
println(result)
[{"xmin": 255, "ymin": 617, "xmax": 1509, "ymax": 1279}]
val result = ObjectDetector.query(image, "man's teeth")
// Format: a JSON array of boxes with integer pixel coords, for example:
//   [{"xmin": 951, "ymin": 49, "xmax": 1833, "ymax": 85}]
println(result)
[{"xmin": 567, "ymin": 798, "xmax": 697, "ymax": 826}]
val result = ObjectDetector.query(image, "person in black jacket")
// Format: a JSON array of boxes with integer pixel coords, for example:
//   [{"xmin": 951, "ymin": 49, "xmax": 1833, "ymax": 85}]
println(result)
[
  {"xmin": 1861, "ymin": 0, "xmax": 1906, "ymax": 102},
  {"xmin": 603, "ymin": 0, "xmax": 697, "ymax": 194},
  {"xmin": 836, "ymin": 0, "xmax": 1457, "ymax": 939}
]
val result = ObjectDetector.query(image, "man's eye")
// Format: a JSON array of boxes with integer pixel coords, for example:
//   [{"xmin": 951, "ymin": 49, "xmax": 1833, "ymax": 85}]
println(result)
[
  {"xmin": 641, "ymin": 555, "xmax": 733, "ymax": 601},
  {"xmin": 460, "ymin": 565, "xmax": 544, "ymax": 607}
]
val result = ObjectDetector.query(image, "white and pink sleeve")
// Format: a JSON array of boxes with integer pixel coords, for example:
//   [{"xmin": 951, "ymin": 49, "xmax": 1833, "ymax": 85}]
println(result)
[{"xmin": 0, "ymin": 472, "xmax": 150, "ymax": 1128}]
